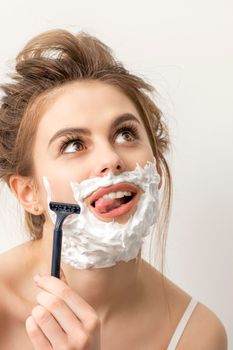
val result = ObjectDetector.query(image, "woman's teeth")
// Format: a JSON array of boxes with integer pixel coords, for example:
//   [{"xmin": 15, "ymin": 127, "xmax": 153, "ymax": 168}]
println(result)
[
  {"xmin": 93, "ymin": 192, "xmax": 134, "ymax": 213},
  {"xmin": 101, "ymin": 191, "xmax": 133, "ymax": 199}
]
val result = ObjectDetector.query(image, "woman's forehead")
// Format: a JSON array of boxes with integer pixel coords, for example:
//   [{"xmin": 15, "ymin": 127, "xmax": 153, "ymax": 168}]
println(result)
[
  {"xmin": 44, "ymin": 80, "xmax": 137, "ymax": 112},
  {"xmin": 36, "ymin": 80, "xmax": 141, "ymax": 134}
]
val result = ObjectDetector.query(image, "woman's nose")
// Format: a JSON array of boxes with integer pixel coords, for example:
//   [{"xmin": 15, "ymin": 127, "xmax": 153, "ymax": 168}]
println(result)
[{"xmin": 92, "ymin": 146, "xmax": 126, "ymax": 177}]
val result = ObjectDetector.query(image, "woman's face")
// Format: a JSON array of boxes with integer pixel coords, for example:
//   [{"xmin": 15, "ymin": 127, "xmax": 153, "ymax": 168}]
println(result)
[{"xmin": 33, "ymin": 80, "xmax": 157, "ymax": 224}]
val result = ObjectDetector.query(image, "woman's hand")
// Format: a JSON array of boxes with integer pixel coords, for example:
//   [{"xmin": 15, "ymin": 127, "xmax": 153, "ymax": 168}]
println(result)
[{"xmin": 25, "ymin": 268, "xmax": 101, "ymax": 350}]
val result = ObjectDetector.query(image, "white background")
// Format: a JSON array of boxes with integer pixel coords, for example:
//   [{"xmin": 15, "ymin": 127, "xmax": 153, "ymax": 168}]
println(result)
[{"xmin": 0, "ymin": 0, "xmax": 232, "ymax": 346}]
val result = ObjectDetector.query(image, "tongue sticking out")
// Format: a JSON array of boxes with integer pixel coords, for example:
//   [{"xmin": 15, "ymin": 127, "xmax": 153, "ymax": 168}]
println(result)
[{"xmin": 94, "ymin": 197, "xmax": 129, "ymax": 213}]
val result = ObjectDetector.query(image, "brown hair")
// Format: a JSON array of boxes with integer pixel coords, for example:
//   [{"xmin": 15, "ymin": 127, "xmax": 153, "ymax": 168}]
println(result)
[{"xmin": 0, "ymin": 29, "xmax": 172, "ymax": 277}]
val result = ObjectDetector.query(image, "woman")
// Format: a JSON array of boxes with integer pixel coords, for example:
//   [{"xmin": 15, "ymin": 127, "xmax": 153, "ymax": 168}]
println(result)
[{"xmin": 0, "ymin": 29, "xmax": 227, "ymax": 349}]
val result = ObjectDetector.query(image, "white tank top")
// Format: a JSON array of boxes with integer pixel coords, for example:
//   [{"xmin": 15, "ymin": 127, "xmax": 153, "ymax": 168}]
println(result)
[{"xmin": 167, "ymin": 297, "xmax": 198, "ymax": 350}]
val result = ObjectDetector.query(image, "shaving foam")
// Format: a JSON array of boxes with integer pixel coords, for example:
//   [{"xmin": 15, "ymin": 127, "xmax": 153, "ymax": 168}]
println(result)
[{"xmin": 42, "ymin": 157, "xmax": 160, "ymax": 269}]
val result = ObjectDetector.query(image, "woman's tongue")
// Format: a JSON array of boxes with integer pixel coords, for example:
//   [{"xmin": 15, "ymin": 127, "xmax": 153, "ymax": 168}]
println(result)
[{"xmin": 94, "ymin": 197, "xmax": 126, "ymax": 213}]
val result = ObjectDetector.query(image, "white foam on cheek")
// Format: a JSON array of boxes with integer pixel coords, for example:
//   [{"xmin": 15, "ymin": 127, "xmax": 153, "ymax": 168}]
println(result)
[
  {"xmin": 42, "ymin": 176, "xmax": 79, "ymax": 226},
  {"xmin": 42, "ymin": 157, "xmax": 161, "ymax": 269}
]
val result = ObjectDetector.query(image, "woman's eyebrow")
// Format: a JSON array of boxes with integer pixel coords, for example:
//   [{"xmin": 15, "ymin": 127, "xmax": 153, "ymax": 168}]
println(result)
[{"xmin": 47, "ymin": 113, "xmax": 141, "ymax": 148}]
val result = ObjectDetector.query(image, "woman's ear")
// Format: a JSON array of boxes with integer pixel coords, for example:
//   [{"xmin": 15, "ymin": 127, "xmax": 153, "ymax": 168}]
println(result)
[{"xmin": 9, "ymin": 175, "xmax": 44, "ymax": 215}]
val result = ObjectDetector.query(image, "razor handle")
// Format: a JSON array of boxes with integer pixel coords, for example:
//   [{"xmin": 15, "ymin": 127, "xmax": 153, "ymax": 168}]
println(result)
[{"xmin": 51, "ymin": 228, "xmax": 63, "ymax": 278}]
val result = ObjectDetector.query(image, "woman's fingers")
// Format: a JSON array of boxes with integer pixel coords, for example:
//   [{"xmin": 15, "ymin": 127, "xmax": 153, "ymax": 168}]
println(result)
[
  {"xmin": 25, "ymin": 315, "xmax": 52, "ymax": 350},
  {"xmin": 34, "ymin": 275, "xmax": 98, "ymax": 331},
  {"xmin": 26, "ymin": 272, "xmax": 101, "ymax": 349},
  {"xmin": 36, "ymin": 290, "xmax": 86, "ymax": 336},
  {"xmin": 31, "ymin": 304, "xmax": 69, "ymax": 349}
]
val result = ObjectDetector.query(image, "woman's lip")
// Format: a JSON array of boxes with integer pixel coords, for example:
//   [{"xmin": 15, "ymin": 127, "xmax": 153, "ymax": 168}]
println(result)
[
  {"xmin": 87, "ymin": 182, "xmax": 139, "ymax": 206},
  {"xmin": 88, "ymin": 192, "xmax": 140, "ymax": 218}
]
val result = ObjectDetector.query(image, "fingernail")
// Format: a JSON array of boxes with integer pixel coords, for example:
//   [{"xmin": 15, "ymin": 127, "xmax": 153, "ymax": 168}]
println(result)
[{"xmin": 33, "ymin": 274, "xmax": 41, "ymax": 283}]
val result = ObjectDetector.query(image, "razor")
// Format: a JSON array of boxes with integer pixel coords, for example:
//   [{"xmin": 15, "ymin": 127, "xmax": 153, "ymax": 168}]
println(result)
[{"xmin": 49, "ymin": 201, "xmax": 81, "ymax": 278}]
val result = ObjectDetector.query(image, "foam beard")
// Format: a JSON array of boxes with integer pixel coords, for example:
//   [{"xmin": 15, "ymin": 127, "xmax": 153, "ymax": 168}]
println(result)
[{"xmin": 42, "ymin": 157, "xmax": 160, "ymax": 269}]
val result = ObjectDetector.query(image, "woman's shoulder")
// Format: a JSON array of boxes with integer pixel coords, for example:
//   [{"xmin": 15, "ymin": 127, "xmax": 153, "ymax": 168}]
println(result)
[
  {"xmin": 0, "ymin": 242, "xmax": 31, "ymax": 287},
  {"xmin": 0, "ymin": 242, "xmax": 37, "ymax": 319},
  {"xmin": 0, "ymin": 243, "xmax": 37, "ymax": 348},
  {"xmin": 175, "ymin": 298, "xmax": 228, "ymax": 349},
  {"xmin": 152, "ymin": 266, "xmax": 228, "ymax": 349},
  {"xmin": 0, "ymin": 244, "xmax": 24, "ymax": 294}
]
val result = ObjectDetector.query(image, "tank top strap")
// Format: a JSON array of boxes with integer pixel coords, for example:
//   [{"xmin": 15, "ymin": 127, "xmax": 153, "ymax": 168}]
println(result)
[{"xmin": 167, "ymin": 297, "xmax": 199, "ymax": 350}]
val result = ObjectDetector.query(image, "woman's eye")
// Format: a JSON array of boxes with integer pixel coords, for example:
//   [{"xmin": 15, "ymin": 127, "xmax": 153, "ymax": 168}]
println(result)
[
  {"xmin": 115, "ymin": 130, "xmax": 134, "ymax": 143},
  {"xmin": 114, "ymin": 125, "xmax": 139, "ymax": 144},
  {"xmin": 61, "ymin": 140, "xmax": 85, "ymax": 154}
]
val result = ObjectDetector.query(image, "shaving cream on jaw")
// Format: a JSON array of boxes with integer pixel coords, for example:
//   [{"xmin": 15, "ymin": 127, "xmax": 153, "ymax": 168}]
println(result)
[{"xmin": 42, "ymin": 157, "xmax": 160, "ymax": 269}]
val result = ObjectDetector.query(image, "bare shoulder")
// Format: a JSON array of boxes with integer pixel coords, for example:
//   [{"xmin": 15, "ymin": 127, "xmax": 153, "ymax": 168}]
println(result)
[
  {"xmin": 0, "ymin": 243, "xmax": 27, "ymax": 305},
  {"xmin": 0, "ymin": 243, "xmax": 38, "ymax": 348},
  {"xmin": 0, "ymin": 239, "xmax": 38, "ymax": 278},
  {"xmin": 0, "ymin": 242, "xmax": 30, "ymax": 284},
  {"xmin": 0, "ymin": 245, "xmax": 21, "ymax": 333},
  {"xmin": 142, "ymin": 262, "xmax": 228, "ymax": 350},
  {"xmin": 0, "ymin": 241, "xmax": 37, "ymax": 319},
  {"xmin": 165, "ymin": 275, "xmax": 228, "ymax": 349},
  {"xmin": 179, "ymin": 301, "xmax": 228, "ymax": 350}
]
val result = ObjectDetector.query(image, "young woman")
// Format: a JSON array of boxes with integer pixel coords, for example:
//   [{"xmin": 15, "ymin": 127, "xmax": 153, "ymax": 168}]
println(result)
[{"xmin": 0, "ymin": 29, "xmax": 227, "ymax": 349}]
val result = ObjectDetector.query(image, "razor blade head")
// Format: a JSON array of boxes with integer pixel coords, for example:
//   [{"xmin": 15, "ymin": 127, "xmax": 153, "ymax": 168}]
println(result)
[{"xmin": 49, "ymin": 201, "xmax": 81, "ymax": 214}]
